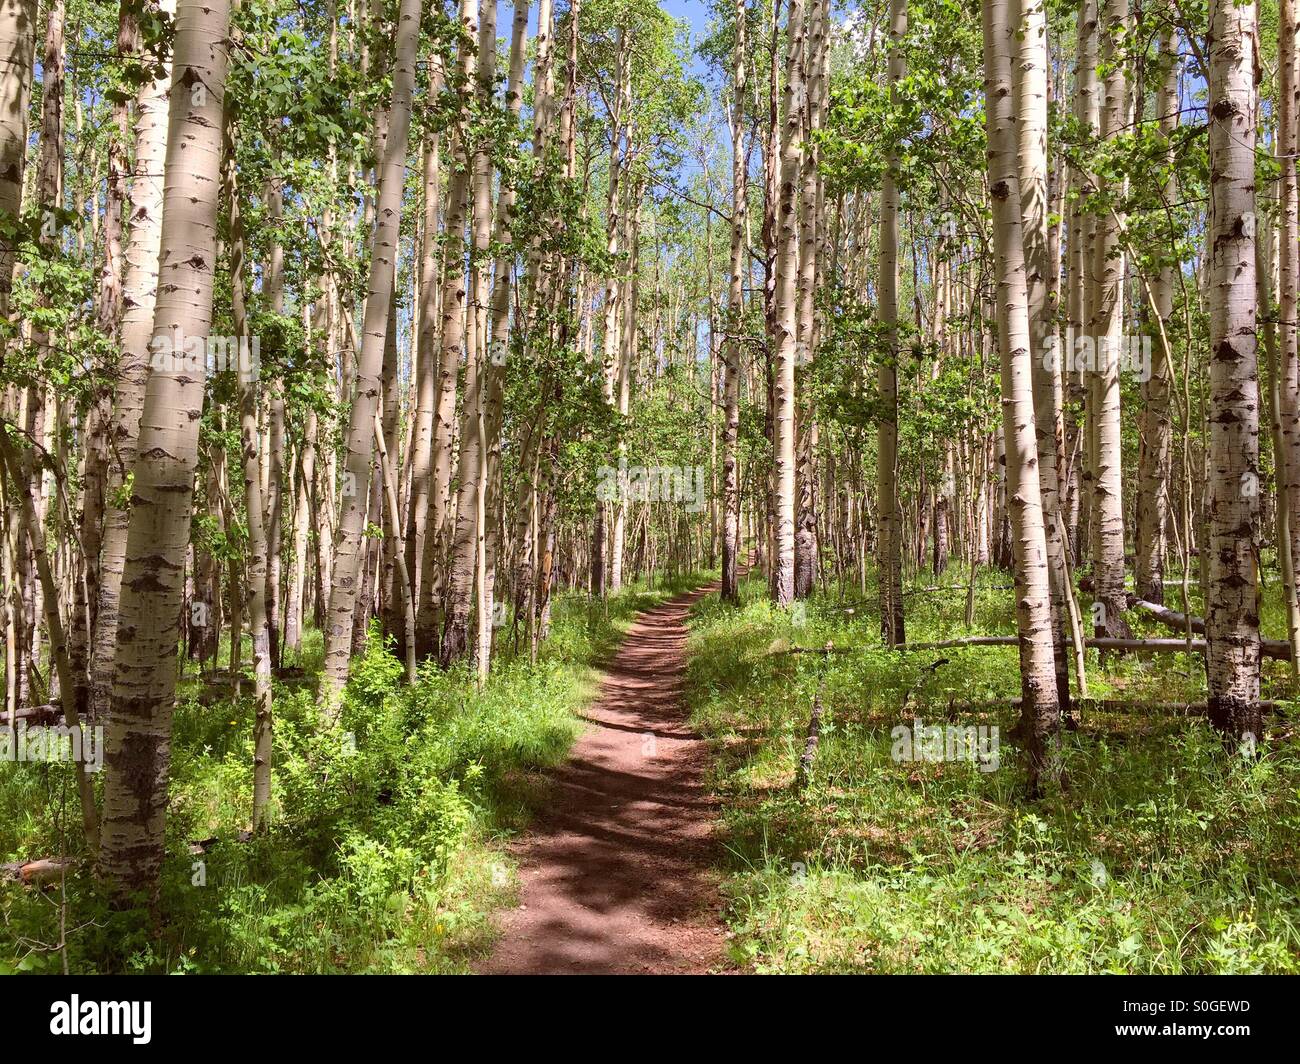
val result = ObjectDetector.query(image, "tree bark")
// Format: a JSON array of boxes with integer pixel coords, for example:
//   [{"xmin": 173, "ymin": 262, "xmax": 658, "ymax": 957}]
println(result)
[
  {"xmin": 768, "ymin": 0, "xmax": 805, "ymax": 609},
  {"xmin": 99, "ymin": 0, "xmax": 233, "ymax": 901},
  {"xmin": 1205, "ymin": 0, "xmax": 1263, "ymax": 742},
  {"xmin": 320, "ymin": 0, "xmax": 422, "ymax": 705},
  {"xmin": 722, "ymin": 0, "xmax": 747, "ymax": 605},
  {"xmin": 877, "ymin": 0, "xmax": 906, "ymax": 641},
  {"xmin": 983, "ymin": 0, "xmax": 1061, "ymax": 792}
]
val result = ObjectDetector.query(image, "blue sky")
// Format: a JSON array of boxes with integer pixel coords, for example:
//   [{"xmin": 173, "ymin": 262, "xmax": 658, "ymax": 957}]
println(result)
[{"xmin": 662, "ymin": 0, "xmax": 714, "ymax": 36}]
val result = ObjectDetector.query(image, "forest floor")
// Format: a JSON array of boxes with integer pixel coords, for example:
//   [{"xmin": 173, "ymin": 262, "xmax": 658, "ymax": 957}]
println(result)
[{"xmin": 479, "ymin": 581, "xmax": 731, "ymax": 974}]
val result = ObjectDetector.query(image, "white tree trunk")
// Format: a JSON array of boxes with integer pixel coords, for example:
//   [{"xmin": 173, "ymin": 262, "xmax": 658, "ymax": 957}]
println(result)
[{"xmin": 1205, "ymin": 0, "xmax": 1263, "ymax": 741}]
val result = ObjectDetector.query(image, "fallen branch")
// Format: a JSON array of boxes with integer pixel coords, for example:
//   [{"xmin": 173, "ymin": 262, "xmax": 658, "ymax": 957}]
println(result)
[
  {"xmin": 0, "ymin": 705, "xmax": 62, "ymax": 727},
  {"xmin": 937, "ymin": 698, "xmax": 1281, "ymax": 718},
  {"xmin": 1131, "ymin": 598, "xmax": 1205, "ymax": 635},
  {"xmin": 1, "ymin": 859, "xmax": 74, "ymax": 886},
  {"xmin": 795, "ymin": 676, "xmax": 828, "ymax": 790},
  {"xmin": 901, "ymin": 635, "xmax": 1294, "ymax": 660}
]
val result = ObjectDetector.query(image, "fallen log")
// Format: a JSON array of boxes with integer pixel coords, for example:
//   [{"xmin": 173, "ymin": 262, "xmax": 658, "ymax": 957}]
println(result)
[
  {"xmin": 904, "ymin": 583, "xmax": 1014, "ymax": 596},
  {"xmin": 1, "ymin": 859, "xmax": 74, "ymax": 886},
  {"xmin": 1131, "ymin": 598, "xmax": 1205, "ymax": 635},
  {"xmin": 900, "ymin": 635, "xmax": 1294, "ymax": 660},
  {"xmin": 795, "ymin": 687, "xmax": 826, "ymax": 791},
  {"xmin": 935, "ymin": 698, "xmax": 1281, "ymax": 717},
  {"xmin": 0, "ymin": 705, "xmax": 62, "ymax": 727},
  {"xmin": 774, "ymin": 632, "xmax": 1294, "ymax": 660}
]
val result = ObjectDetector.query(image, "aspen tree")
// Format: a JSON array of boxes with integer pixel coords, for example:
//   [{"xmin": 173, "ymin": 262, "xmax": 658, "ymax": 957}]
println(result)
[
  {"xmin": 441, "ymin": 0, "xmax": 499, "ymax": 668},
  {"xmin": 1135, "ymin": 24, "xmax": 1178, "ymax": 605},
  {"xmin": 1205, "ymin": 0, "xmax": 1262, "ymax": 742},
  {"xmin": 0, "ymin": 0, "xmax": 33, "ymax": 324},
  {"xmin": 722, "ymin": 0, "xmax": 747, "ymax": 605},
  {"xmin": 794, "ymin": 0, "xmax": 828, "ymax": 601},
  {"xmin": 593, "ymin": 28, "xmax": 631, "ymax": 598},
  {"xmin": 1088, "ymin": 0, "xmax": 1130, "ymax": 640},
  {"xmin": 417, "ymin": 0, "xmax": 480, "ymax": 661},
  {"xmin": 224, "ymin": 146, "xmax": 274, "ymax": 829},
  {"xmin": 99, "ymin": 0, "xmax": 233, "ymax": 899},
  {"xmin": 877, "ymin": 0, "xmax": 905, "ymax": 641},
  {"xmin": 1013, "ymin": 0, "xmax": 1071, "ymax": 710},
  {"xmin": 320, "ymin": 0, "xmax": 423, "ymax": 704},
  {"xmin": 1275, "ymin": 0, "xmax": 1300, "ymax": 658},
  {"xmin": 1066, "ymin": 0, "xmax": 1098, "ymax": 562},
  {"xmin": 983, "ymin": 0, "xmax": 1060, "ymax": 791},
  {"xmin": 407, "ymin": 54, "xmax": 444, "ymax": 620},
  {"xmin": 770, "ymin": 0, "xmax": 804, "ymax": 608}
]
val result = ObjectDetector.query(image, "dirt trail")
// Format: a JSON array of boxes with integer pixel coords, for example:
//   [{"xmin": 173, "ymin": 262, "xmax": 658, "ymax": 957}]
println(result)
[{"xmin": 478, "ymin": 581, "xmax": 729, "ymax": 975}]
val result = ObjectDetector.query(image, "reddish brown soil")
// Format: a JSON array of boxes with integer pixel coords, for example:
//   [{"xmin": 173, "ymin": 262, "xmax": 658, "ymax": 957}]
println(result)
[{"xmin": 478, "ymin": 582, "xmax": 730, "ymax": 975}]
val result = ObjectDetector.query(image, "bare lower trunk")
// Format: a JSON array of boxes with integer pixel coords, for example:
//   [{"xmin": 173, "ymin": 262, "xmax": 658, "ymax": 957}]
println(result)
[
  {"xmin": 99, "ymin": 0, "xmax": 233, "ymax": 901},
  {"xmin": 1088, "ymin": 0, "xmax": 1131, "ymax": 641},
  {"xmin": 983, "ymin": 0, "xmax": 1060, "ymax": 792},
  {"xmin": 721, "ymin": 0, "xmax": 745, "ymax": 605},
  {"xmin": 90, "ymin": 0, "xmax": 176, "ymax": 726},
  {"xmin": 1015, "ymin": 0, "xmax": 1070, "ymax": 711},
  {"xmin": 1135, "ymin": 26, "xmax": 1178, "ymax": 604},
  {"xmin": 320, "ymin": 0, "xmax": 423, "ymax": 706},
  {"xmin": 1205, "ymin": 0, "xmax": 1262, "ymax": 741},
  {"xmin": 876, "ymin": 0, "xmax": 906, "ymax": 641}
]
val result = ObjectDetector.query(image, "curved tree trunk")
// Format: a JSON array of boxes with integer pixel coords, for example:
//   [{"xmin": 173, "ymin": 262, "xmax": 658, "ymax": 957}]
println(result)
[{"xmin": 320, "ymin": 0, "xmax": 423, "ymax": 705}]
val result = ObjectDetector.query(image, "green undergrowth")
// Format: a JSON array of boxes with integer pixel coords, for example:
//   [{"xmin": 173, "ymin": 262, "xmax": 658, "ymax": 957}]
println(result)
[
  {"xmin": 1, "ymin": 570, "xmax": 710, "ymax": 974},
  {"xmin": 687, "ymin": 565, "xmax": 1300, "ymax": 974}
]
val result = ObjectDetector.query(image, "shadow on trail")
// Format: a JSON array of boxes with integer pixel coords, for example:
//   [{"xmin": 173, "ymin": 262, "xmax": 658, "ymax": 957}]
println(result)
[{"xmin": 477, "ymin": 582, "xmax": 730, "ymax": 975}]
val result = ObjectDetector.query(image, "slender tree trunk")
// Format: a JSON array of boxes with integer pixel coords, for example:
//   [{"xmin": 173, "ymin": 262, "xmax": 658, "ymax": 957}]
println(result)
[
  {"xmin": 1276, "ymin": 0, "xmax": 1300, "ymax": 671},
  {"xmin": 90, "ymin": 0, "xmax": 177, "ymax": 725},
  {"xmin": 0, "ymin": 435, "xmax": 100, "ymax": 850},
  {"xmin": 1135, "ymin": 25, "xmax": 1178, "ymax": 605},
  {"xmin": 877, "ymin": 0, "xmax": 906, "ymax": 641},
  {"xmin": 224, "ymin": 146, "xmax": 274, "ymax": 829},
  {"xmin": 99, "ymin": 0, "xmax": 233, "ymax": 901},
  {"xmin": 722, "ymin": 0, "xmax": 747, "ymax": 605},
  {"xmin": 320, "ymin": 0, "xmax": 422, "ymax": 705},
  {"xmin": 1015, "ymin": 0, "xmax": 1070, "ymax": 711},
  {"xmin": 0, "ymin": 0, "xmax": 34, "ymax": 326},
  {"xmin": 441, "ymin": 0, "xmax": 497, "ymax": 668},
  {"xmin": 983, "ymin": 0, "xmax": 1060, "ymax": 792},
  {"xmin": 285, "ymin": 409, "xmax": 317, "ymax": 655},
  {"xmin": 794, "ymin": 0, "xmax": 828, "ymax": 601},
  {"xmin": 264, "ymin": 179, "xmax": 286, "ymax": 671},
  {"xmin": 770, "ymin": 0, "xmax": 805, "ymax": 608},
  {"xmin": 406, "ymin": 54, "xmax": 443, "ymax": 625},
  {"xmin": 1205, "ymin": 0, "xmax": 1262, "ymax": 742},
  {"xmin": 416, "ymin": 0, "xmax": 479, "ymax": 661},
  {"xmin": 1088, "ymin": 0, "xmax": 1131, "ymax": 641}
]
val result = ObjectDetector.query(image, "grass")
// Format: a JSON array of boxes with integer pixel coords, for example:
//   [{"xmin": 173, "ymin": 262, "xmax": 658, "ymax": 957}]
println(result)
[
  {"xmin": 0, "ymin": 570, "xmax": 712, "ymax": 974},
  {"xmin": 685, "ymin": 565, "xmax": 1300, "ymax": 974}
]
